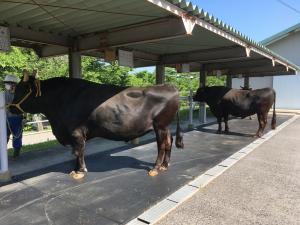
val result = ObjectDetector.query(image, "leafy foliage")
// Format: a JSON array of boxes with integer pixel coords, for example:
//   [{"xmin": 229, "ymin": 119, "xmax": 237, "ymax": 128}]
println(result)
[{"xmin": 1, "ymin": 47, "xmax": 225, "ymax": 95}]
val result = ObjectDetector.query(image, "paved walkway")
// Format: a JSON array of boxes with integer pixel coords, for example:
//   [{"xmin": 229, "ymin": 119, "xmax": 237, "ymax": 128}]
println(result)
[
  {"xmin": 7, "ymin": 118, "xmax": 214, "ymax": 177},
  {"xmin": 156, "ymin": 117, "xmax": 300, "ymax": 225},
  {"xmin": 0, "ymin": 115, "xmax": 290, "ymax": 225}
]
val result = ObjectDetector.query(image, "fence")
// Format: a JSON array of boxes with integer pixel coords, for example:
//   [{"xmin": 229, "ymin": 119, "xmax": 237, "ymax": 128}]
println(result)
[{"xmin": 179, "ymin": 90, "xmax": 206, "ymax": 128}]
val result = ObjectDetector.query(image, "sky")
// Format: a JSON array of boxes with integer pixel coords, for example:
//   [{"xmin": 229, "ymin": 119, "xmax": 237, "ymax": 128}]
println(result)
[
  {"xmin": 190, "ymin": 0, "xmax": 300, "ymax": 41},
  {"xmin": 135, "ymin": 0, "xmax": 300, "ymax": 72}
]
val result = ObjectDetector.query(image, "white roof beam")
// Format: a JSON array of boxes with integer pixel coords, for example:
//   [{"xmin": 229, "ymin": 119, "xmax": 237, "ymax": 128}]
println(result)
[
  {"xmin": 77, "ymin": 17, "xmax": 190, "ymax": 52},
  {"xmin": 204, "ymin": 58, "xmax": 272, "ymax": 71},
  {"xmin": 36, "ymin": 45, "xmax": 69, "ymax": 58},
  {"xmin": 228, "ymin": 64, "xmax": 292, "ymax": 76},
  {"xmin": 9, "ymin": 26, "xmax": 70, "ymax": 47},
  {"xmin": 161, "ymin": 46, "xmax": 245, "ymax": 64}
]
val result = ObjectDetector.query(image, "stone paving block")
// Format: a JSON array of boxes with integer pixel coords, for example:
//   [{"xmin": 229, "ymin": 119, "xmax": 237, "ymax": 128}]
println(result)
[
  {"xmin": 138, "ymin": 199, "xmax": 177, "ymax": 224},
  {"xmin": 238, "ymin": 146, "xmax": 253, "ymax": 154},
  {"xmin": 126, "ymin": 218, "xmax": 148, "ymax": 225},
  {"xmin": 204, "ymin": 165, "xmax": 228, "ymax": 177},
  {"xmin": 219, "ymin": 158, "xmax": 238, "ymax": 167},
  {"xmin": 189, "ymin": 174, "xmax": 214, "ymax": 188},
  {"xmin": 229, "ymin": 152, "xmax": 247, "ymax": 160},
  {"xmin": 167, "ymin": 185, "xmax": 198, "ymax": 203}
]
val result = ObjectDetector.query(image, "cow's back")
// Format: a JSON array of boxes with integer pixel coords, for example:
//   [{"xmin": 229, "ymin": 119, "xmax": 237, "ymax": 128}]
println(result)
[{"xmin": 222, "ymin": 87, "xmax": 275, "ymax": 117}]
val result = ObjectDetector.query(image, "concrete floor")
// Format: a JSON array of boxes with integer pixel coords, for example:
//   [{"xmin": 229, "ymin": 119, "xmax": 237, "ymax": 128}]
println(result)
[
  {"xmin": 0, "ymin": 115, "xmax": 291, "ymax": 225},
  {"xmin": 157, "ymin": 116, "xmax": 300, "ymax": 225}
]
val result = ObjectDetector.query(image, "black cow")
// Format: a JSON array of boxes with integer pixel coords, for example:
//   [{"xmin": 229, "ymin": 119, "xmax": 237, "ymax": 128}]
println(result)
[
  {"xmin": 9, "ymin": 71, "xmax": 184, "ymax": 179},
  {"xmin": 193, "ymin": 86, "xmax": 276, "ymax": 137}
]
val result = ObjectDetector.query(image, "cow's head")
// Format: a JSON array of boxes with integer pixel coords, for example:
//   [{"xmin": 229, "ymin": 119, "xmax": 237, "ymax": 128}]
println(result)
[
  {"xmin": 8, "ymin": 69, "xmax": 41, "ymax": 114},
  {"xmin": 193, "ymin": 87, "xmax": 206, "ymax": 102}
]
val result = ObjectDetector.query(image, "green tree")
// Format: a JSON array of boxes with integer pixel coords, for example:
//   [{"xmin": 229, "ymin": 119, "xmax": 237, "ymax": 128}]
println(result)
[
  {"xmin": 82, "ymin": 56, "xmax": 132, "ymax": 86},
  {"xmin": 0, "ymin": 47, "xmax": 68, "ymax": 82},
  {"xmin": 128, "ymin": 70, "xmax": 155, "ymax": 87}
]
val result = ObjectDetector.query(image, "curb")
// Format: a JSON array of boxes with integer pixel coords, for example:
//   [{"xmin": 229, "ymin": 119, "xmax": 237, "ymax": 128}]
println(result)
[{"xmin": 126, "ymin": 115, "xmax": 299, "ymax": 225}]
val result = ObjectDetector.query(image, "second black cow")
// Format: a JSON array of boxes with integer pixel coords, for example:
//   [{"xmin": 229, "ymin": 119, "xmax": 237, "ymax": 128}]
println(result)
[{"xmin": 193, "ymin": 86, "xmax": 276, "ymax": 137}]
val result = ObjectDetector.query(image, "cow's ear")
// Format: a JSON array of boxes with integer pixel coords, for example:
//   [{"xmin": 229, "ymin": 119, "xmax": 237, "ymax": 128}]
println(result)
[{"xmin": 23, "ymin": 69, "xmax": 29, "ymax": 82}]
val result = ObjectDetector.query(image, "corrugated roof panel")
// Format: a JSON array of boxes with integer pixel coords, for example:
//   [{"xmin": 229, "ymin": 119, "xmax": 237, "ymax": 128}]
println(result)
[
  {"xmin": 0, "ymin": 0, "xmax": 298, "ymax": 70},
  {"xmin": 0, "ymin": 0, "xmax": 168, "ymax": 36}
]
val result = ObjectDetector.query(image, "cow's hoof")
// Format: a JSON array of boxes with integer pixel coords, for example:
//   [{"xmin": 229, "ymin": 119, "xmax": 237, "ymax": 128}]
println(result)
[
  {"xmin": 216, "ymin": 130, "xmax": 222, "ymax": 134},
  {"xmin": 158, "ymin": 165, "xmax": 168, "ymax": 171},
  {"xmin": 69, "ymin": 171, "xmax": 85, "ymax": 180},
  {"xmin": 253, "ymin": 133, "xmax": 261, "ymax": 138},
  {"xmin": 224, "ymin": 130, "xmax": 229, "ymax": 134},
  {"xmin": 79, "ymin": 167, "xmax": 88, "ymax": 173},
  {"xmin": 148, "ymin": 169, "xmax": 158, "ymax": 177}
]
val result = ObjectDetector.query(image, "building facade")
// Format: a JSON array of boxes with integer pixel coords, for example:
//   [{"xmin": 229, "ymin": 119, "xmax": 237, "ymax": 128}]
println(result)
[{"xmin": 232, "ymin": 24, "xmax": 300, "ymax": 109}]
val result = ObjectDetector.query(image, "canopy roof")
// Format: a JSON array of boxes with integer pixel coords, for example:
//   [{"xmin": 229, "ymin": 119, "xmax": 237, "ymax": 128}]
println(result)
[
  {"xmin": 1, "ymin": 0, "xmax": 299, "ymax": 76},
  {"xmin": 261, "ymin": 22, "xmax": 300, "ymax": 46}
]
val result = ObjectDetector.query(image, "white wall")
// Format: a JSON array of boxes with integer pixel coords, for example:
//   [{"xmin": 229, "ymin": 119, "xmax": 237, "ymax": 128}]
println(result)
[
  {"xmin": 267, "ymin": 31, "xmax": 300, "ymax": 109},
  {"xmin": 273, "ymin": 74, "xmax": 300, "ymax": 109},
  {"xmin": 232, "ymin": 77, "xmax": 273, "ymax": 89},
  {"xmin": 232, "ymin": 78, "xmax": 244, "ymax": 89}
]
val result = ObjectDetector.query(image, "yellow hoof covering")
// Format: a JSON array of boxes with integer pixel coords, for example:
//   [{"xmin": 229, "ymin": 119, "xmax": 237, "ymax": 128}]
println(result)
[
  {"xmin": 148, "ymin": 169, "xmax": 158, "ymax": 177},
  {"xmin": 69, "ymin": 171, "xmax": 85, "ymax": 180}
]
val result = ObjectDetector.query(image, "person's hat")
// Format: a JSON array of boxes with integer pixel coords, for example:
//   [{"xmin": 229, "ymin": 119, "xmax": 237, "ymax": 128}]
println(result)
[{"xmin": 4, "ymin": 74, "xmax": 19, "ymax": 83}]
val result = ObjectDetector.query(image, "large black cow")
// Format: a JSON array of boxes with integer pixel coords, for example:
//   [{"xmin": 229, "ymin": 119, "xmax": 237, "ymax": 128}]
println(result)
[
  {"xmin": 193, "ymin": 86, "xmax": 276, "ymax": 137},
  {"xmin": 8, "ymin": 71, "xmax": 184, "ymax": 179}
]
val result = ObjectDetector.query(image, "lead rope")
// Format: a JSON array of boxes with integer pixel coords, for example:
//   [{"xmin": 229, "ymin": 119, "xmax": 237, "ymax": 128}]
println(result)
[{"xmin": 6, "ymin": 117, "xmax": 24, "ymax": 139}]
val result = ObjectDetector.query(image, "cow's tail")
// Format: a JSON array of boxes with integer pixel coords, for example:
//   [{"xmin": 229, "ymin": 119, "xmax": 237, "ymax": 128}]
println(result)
[
  {"xmin": 175, "ymin": 111, "xmax": 184, "ymax": 148},
  {"xmin": 271, "ymin": 91, "xmax": 276, "ymax": 130}
]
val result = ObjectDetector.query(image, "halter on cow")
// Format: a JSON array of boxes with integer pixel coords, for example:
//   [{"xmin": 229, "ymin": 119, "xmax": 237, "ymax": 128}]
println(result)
[{"xmin": 9, "ymin": 70, "xmax": 184, "ymax": 179}]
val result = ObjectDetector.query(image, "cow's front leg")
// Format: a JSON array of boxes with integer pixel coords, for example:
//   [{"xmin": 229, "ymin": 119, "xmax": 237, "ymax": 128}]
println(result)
[
  {"xmin": 216, "ymin": 117, "xmax": 222, "ymax": 134},
  {"xmin": 149, "ymin": 126, "xmax": 166, "ymax": 177},
  {"xmin": 70, "ymin": 129, "xmax": 88, "ymax": 180}
]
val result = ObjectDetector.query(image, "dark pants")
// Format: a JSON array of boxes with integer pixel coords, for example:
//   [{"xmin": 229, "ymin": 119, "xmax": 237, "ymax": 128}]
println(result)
[{"xmin": 6, "ymin": 116, "xmax": 23, "ymax": 150}]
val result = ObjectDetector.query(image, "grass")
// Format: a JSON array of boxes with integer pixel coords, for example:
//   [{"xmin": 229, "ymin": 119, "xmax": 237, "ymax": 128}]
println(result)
[{"xmin": 7, "ymin": 140, "xmax": 59, "ymax": 156}]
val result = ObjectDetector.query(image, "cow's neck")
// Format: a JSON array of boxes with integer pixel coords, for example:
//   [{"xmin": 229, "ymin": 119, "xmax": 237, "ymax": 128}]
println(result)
[{"xmin": 24, "ymin": 79, "xmax": 61, "ymax": 114}]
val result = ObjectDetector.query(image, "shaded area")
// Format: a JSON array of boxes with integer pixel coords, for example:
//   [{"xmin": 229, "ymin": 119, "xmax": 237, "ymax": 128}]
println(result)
[{"xmin": 0, "ymin": 115, "xmax": 290, "ymax": 225}]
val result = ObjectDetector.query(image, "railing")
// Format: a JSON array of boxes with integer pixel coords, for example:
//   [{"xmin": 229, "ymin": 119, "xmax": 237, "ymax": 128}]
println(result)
[{"xmin": 180, "ymin": 90, "xmax": 206, "ymax": 128}]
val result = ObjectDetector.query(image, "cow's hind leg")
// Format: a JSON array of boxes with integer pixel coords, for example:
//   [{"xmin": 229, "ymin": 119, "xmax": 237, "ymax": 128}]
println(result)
[
  {"xmin": 217, "ymin": 117, "xmax": 222, "ymax": 134},
  {"xmin": 70, "ymin": 129, "xmax": 87, "ymax": 180},
  {"xmin": 160, "ymin": 129, "xmax": 173, "ymax": 171},
  {"xmin": 149, "ymin": 124, "xmax": 168, "ymax": 177},
  {"xmin": 260, "ymin": 113, "xmax": 268, "ymax": 134},
  {"xmin": 224, "ymin": 114, "xmax": 229, "ymax": 134},
  {"xmin": 255, "ymin": 113, "xmax": 264, "ymax": 138}
]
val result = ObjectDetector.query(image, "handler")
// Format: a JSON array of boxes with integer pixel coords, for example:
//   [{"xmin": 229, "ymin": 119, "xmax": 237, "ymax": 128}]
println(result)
[{"xmin": 4, "ymin": 74, "xmax": 24, "ymax": 159}]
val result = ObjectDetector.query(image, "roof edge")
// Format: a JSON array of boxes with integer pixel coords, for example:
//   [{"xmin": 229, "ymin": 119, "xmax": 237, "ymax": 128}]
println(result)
[
  {"xmin": 261, "ymin": 23, "xmax": 300, "ymax": 46},
  {"xmin": 158, "ymin": 0, "xmax": 300, "ymax": 72}
]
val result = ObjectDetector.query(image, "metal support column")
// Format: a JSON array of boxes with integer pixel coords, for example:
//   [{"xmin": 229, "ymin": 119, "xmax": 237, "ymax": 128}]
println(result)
[
  {"xmin": 0, "ymin": 92, "xmax": 11, "ymax": 182},
  {"xmin": 226, "ymin": 75, "xmax": 232, "ymax": 88},
  {"xmin": 188, "ymin": 89, "xmax": 194, "ymax": 129},
  {"xmin": 199, "ymin": 69, "xmax": 207, "ymax": 124},
  {"xmin": 156, "ymin": 64, "xmax": 165, "ymax": 84},
  {"xmin": 244, "ymin": 76, "xmax": 250, "ymax": 89},
  {"xmin": 68, "ymin": 47, "xmax": 82, "ymax": 79}
]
